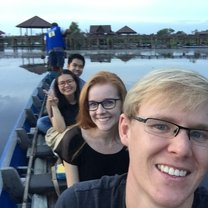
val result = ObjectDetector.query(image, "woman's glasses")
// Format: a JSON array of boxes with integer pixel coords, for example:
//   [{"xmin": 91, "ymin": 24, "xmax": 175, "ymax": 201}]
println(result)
[
  {"xmin": 58, "ymin": 79, "xmax": 75, "ymax": 87},
  {"xmin": 88, "ymin": 98, "xmax": 120, "ymax": 111}
]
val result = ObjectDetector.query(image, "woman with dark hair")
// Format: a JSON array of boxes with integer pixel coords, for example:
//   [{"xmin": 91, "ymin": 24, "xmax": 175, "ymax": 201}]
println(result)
[{"xmin": 38, "ymin": 70, "xmax": 80, "ymax": 133}]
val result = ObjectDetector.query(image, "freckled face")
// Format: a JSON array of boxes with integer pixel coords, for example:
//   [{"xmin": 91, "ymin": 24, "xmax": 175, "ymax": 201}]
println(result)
[
  {"xmin": 119, "ymin": 100, "xmax": 208, "ymax": 207},
  {"xmin": 88, "ymin": 83, "xmax": 122, "ymax": 131}
]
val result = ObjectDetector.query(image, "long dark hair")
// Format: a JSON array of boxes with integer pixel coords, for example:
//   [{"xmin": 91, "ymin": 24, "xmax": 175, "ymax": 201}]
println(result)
[{"xmin": 54, "ymin": 70, "xmax": 80, "ymax": 110}]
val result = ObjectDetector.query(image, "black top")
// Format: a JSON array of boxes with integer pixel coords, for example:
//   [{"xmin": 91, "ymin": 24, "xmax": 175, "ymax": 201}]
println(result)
[
  {"xmin": 60, "ymin": 103, "xmax": 79, "ymax": 126},
  {"xmin": 55, "ymin": 127, "xmax": 129, "ymax": 181},
  {"xmin": 55, "ymin": 174, "xmax": 208, "ymax": 208}
]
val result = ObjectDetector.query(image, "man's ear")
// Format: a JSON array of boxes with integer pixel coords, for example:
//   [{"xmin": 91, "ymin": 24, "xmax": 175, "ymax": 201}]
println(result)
[{"xmin": 119, "ymin": 113, "xmax": 130, "ymax": 147}]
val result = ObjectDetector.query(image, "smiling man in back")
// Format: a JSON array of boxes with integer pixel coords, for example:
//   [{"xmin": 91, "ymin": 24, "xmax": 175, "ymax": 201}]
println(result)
[{"xmin": 67, "ymin": 53, "xmax": 85, "ymax": 89}]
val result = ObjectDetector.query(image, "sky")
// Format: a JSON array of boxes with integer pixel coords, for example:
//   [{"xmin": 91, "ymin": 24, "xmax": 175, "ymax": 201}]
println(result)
[{"xmin": 1, "ymin": 0, "xmax": 208, "ymax": 35}]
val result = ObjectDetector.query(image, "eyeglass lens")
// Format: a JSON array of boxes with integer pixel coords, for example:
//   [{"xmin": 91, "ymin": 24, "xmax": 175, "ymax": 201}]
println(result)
[
  {"xmin": 58, "ymin": 79, "xmax": 74, "ymax": 86},
  {"xmin": 134, "ymin": 117, "xmax": 208, "ymax": 148},
  {"xmin": 88, "ymin": 99, "xmax": 120, "ymax": 111}
]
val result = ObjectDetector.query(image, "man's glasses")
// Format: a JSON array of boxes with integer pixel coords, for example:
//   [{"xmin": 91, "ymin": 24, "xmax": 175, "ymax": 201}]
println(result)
[
  {"xmin": 58, "ymin": 79, "xmax": 75, "ymax": 87},
  {"xmin": 132, "ymin": 116, "xmax": 208, "ymax": 148},
  {"xmin": 88, "ymin": 98, "xmax": 120, "ymax": 111}
]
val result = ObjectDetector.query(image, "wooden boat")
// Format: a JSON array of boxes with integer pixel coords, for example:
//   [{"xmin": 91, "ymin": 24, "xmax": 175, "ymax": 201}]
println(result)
[{"xmin": 0, "ymin": 74, "xmax": 66, "ymax": 208}]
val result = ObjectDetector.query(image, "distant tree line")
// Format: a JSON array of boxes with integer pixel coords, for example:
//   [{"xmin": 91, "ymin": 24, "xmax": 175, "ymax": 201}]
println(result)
[{"xmin": 2, "ymin": 22, "xmax": 208, "ymax": 50}]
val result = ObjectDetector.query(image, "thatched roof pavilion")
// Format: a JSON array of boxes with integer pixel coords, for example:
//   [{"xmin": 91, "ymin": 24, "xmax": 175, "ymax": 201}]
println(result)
[
  {"xmin": 89, "ymin": 25, "xmax": 114, "ymax": 35},
  {"xmin": 16, "ymin": 16, "xmax": 51, "ymax": 35},
  {"xmin": 116, "ymin": 26, "xmax": 137, "ymax": 35}
]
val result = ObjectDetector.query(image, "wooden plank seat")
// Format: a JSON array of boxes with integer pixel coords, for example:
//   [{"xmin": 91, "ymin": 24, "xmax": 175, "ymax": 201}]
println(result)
[
  {"xmin": 29, "ymin": 173, "xmax": 67, "ymax": 195},
  {"xmin": 1, "ymin": 167, "xmax": 67, "ymax": 204},
  {"xmin": 35, "ymin": 144, "xmax": 55, "ymax": 159},
  {"xmin": 25, "ymin": 108, "xmax": 38, "ymax": 127},
  {"xmin": 17, "ymin": 128, "xmax": 56, "ymax": 160},
  {"xmin": 1, "ymin": 167, "xmax": 25, "ymax": 203}
]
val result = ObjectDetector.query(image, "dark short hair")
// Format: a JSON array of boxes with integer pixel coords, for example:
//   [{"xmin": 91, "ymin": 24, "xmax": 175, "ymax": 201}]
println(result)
[
  {"xmin": 51, "ymin": 22, "xmax": 58, "ymax": 27},
  {"xmin": 68, "ymin": 54, "xmax": 85, "ymax": 67}
]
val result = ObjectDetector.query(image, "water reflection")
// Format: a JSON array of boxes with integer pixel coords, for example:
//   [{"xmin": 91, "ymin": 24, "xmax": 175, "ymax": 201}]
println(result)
[
  {"xmin": 19, "ymin": 53, "xmax": 48, "ymax": 74},
  {"xmin": 83, "ymin": 48, "xmax": 208, "ymax": 63},
  {"xmin": 90, "ymin": 54, "xmax": 112, "ymax": 63},
  {"xmin": 1, "ymin": 48, "xmax": 208, "ymax": 65},
  {"xmin": 116, "ymin": 54, "xmax": 136, "ymax": 62},
  {"xmin": 0, "ymin": 57, "xmax": 47, "ymax": 155},
  {"xmin": 0, "ymin": 95, "xmax": 25, "ymax": 153},
  {"xmin": 20, "ymin": 63, "xmax": 48, "ymax": 74}
]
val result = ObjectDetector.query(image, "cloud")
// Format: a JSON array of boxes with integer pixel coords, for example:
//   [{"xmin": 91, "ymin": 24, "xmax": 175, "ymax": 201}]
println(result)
[{"xmin": 1, "ymin": 0, "xmax": 208, "ymax": 35}]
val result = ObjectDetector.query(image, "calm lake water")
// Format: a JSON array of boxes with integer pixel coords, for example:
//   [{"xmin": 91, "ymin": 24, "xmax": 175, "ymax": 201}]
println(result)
[{"xmin": 0, "ymin": 49, "xmax": 208, "ymax": 156}]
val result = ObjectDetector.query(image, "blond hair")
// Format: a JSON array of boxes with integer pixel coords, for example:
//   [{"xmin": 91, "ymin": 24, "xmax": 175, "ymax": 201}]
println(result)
[{"xmin": 123, "ymin": 69, "xmax": 208, "ymax": 117}]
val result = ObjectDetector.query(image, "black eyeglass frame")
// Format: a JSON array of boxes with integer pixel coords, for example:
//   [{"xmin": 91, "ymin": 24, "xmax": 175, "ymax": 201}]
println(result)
[
  {"xmin": 88, "ymin": 98, "xmax": 121, "ymax": 111},
  {"xmin": 131, "ymin": 116, "xmax": 208, "ymax": 144},
  {"xmin": 58, "ymin": 79, "xmax": 75, "ymax": 86}
]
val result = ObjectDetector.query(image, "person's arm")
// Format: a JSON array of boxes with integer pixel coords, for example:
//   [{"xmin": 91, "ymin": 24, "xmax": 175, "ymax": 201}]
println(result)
[
  {"xmin": 45, "ymin": 85, "xmax": 55, "ymax": 117},
  {"xmin": 46, "ymin": 93, "xmax": 66, "ymax": 133},
  {"xmin": 50, "ymin": 105, "xmax": 66, "ymax": 132},
  {"xmin": 46, "ymin": 95, "xmax": 53, "ymax": 117},
  {"xmin": 63, "ymin": 161, "xmax": 79, "ymax": 187}
]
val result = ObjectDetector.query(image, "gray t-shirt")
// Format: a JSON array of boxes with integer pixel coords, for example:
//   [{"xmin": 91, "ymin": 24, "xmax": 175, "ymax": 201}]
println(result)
[
  {"xmin": 55, "ymin": 174, "xmax": 208, "ymax": 208},
  {"xmin": 55, "ymin": 174, "xmax": 126, "ymax": 208}
]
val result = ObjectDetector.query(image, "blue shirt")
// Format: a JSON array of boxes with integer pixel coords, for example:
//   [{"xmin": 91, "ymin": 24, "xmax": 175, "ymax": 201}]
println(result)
[{"xmin": 45, "ymin": 26, "xmax": 65, "ymax": 52}]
